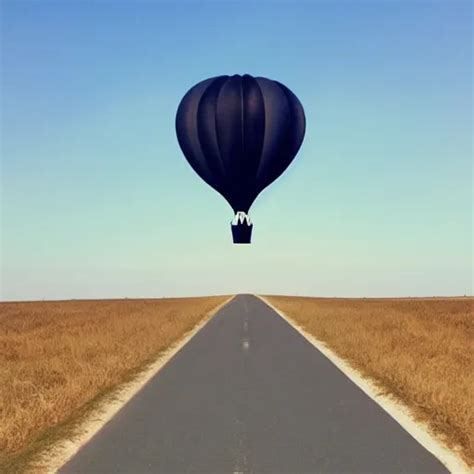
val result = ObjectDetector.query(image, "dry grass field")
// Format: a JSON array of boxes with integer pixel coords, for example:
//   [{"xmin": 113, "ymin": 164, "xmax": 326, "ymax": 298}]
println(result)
[
  {"xmin": 0, "ymin": 296, "xmax": 228, "ymax": 471},
  {"xmin": 265, "ymin": 296, "xmax": 474, "ymax": 467}
]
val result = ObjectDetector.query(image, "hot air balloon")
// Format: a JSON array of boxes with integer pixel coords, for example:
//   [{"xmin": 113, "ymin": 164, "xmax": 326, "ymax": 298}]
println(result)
[{"xmin": 175, "ymin": 74, "xmax": 305, "ymax": 244}]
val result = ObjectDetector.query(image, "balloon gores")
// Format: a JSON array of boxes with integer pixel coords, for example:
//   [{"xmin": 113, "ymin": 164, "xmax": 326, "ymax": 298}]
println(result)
[{"xmin": 176, "ymin": 74, "xmax": 306, "ymax": 244}]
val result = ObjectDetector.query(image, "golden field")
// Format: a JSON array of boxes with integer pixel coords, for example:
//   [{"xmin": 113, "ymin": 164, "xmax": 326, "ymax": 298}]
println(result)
[
  {"xmin": 0, "ymin": 296, "xmax": 228, "ymax": 471},
  {"xmin": 265, "ymin": 296, "xmax": 474, "ymax": 466}
]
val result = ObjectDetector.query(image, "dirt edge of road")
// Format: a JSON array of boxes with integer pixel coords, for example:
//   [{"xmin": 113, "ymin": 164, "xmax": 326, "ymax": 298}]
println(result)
[
  {"xmin": 34, "ymin": 296, "xmax": 235, "ymax": 474},
  {"xmin": 258, "ymin": 295, "xmax": 471, "ymax": 474}
]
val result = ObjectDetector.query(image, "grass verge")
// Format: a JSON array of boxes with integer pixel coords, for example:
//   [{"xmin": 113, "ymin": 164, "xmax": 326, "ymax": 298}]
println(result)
[
  {"xmin": 265, "ymin": 295, "xmax": 473, "ymax": 467},
  {"xmin": 0, "ymin": 296, "xmax": 229, "ymax": 472}
]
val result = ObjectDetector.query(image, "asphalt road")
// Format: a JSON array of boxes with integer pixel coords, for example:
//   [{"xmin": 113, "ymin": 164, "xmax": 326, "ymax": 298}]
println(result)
[{"xmin": 61, "ymin": 294, "xmax": 447, "ymax": 474}]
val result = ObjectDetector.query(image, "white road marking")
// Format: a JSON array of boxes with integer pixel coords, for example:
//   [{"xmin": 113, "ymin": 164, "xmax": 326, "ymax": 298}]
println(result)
[
  {"xmin": 232, "ymin": 415, "xmax": 249, "ymax": 474},
  {"xmin": 257, "ymin": 295, "xmax": 471, "ymax": 474}
]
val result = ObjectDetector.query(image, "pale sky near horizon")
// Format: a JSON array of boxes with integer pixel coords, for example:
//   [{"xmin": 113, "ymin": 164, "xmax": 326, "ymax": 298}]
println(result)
[{"xmin": 1, "ymin": 0, "xmax": 472, "ymax": 301}]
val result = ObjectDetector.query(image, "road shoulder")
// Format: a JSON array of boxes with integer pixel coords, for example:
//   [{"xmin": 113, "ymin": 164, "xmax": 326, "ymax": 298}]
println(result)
[
  {"xmin": 36, "ymin": 296, "xmax": 235, "ymax": 473},
  {"xmin": 257, "ymin": 295, "xmax": 471, "ymax": 474}
]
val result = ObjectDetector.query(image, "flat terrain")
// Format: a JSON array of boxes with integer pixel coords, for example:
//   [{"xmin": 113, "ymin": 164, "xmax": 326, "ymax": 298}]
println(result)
[
  {"xmin": 0, "ymin": 296, "xmax": 228, "ymax": 471},
  {"xmin": 61, "ymin": 295, "xmax": 446, "ymax": 474},
  {"xmin": 266, "ymin": 295, "xmax": 474, "ymax": 467}
]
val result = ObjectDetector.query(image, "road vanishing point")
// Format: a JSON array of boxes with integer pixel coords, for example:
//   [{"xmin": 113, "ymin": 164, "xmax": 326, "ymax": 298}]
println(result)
[{"xmin": 60, "ymin": 294, "xmax": 447, "ymax": 474}]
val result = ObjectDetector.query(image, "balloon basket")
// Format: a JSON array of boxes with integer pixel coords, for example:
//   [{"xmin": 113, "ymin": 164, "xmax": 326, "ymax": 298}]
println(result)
[{"xmin": 231, "ymin": 212, "xmax": 253, "ymax": 244}]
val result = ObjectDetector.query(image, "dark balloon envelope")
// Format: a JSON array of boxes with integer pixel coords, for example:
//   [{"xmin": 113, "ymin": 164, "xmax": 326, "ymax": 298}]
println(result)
[{"xmin": 175, "ymin": 74, "xmax": 305, "ymax": 243}]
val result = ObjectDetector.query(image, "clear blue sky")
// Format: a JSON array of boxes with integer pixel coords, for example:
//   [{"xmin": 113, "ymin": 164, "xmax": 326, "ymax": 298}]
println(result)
[{"xmin": 1, "ymin": 0, "xmax": 472, "ymax": 300}]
